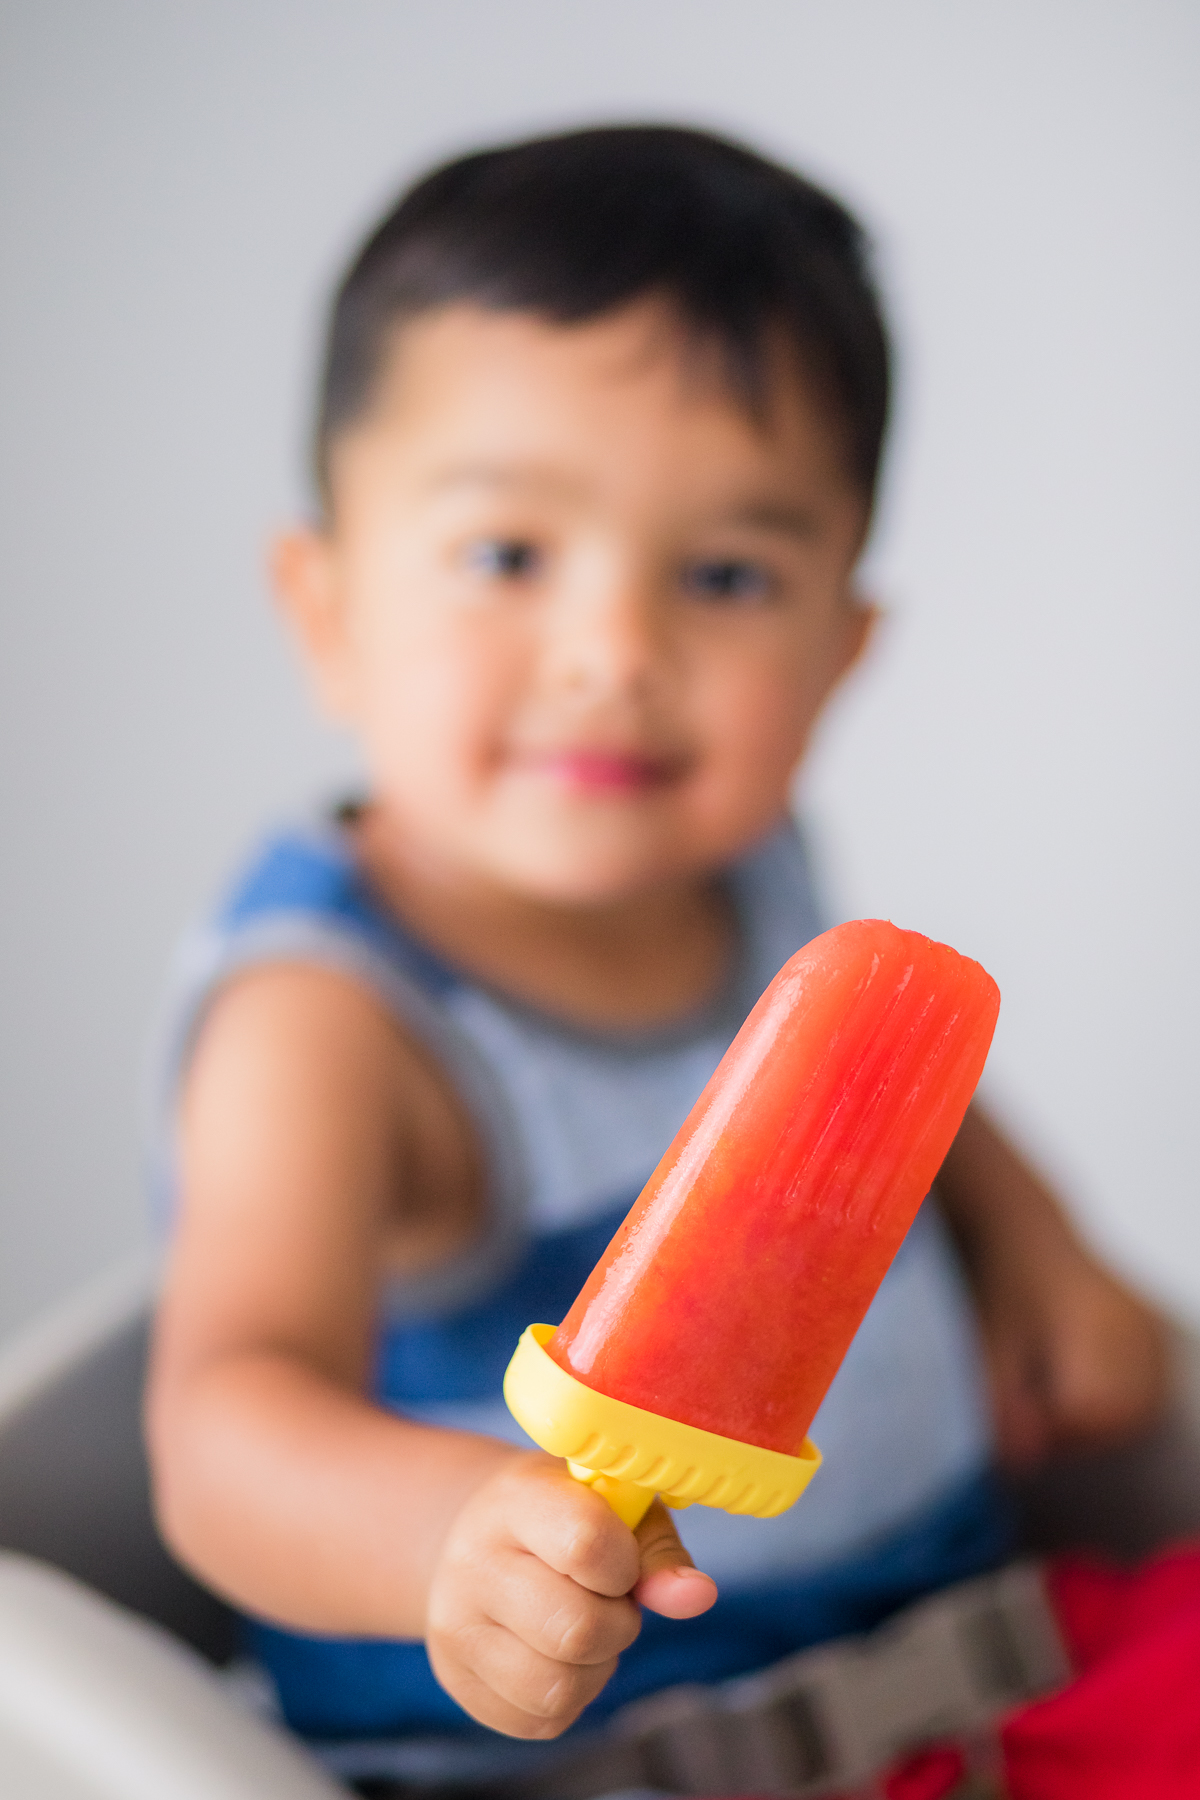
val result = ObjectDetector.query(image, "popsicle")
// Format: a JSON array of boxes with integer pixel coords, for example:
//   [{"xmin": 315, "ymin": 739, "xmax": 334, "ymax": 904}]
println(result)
[{"xmin": 504, "ymin": 919, "xmax": 999, "ymax": 1527}]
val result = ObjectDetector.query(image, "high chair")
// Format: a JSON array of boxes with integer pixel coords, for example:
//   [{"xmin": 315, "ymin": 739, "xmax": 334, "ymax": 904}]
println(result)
[{"xmin": 1, "ymin": 1254, "xmax": 1197, "ymax": 1799}]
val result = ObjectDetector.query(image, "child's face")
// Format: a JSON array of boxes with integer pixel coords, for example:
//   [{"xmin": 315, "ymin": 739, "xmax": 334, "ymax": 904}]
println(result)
[{"xmin": 276, "ymin": 300, "xmax": 872, "ymax": 905}]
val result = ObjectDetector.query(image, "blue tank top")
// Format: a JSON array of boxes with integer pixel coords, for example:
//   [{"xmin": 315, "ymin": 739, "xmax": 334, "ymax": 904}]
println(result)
[{"xmin": 155, "ymin": 809, "xmax": 1007, "ymax": 1748}]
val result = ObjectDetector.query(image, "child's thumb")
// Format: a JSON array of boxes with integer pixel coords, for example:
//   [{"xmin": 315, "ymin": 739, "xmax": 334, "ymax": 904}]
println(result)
[{"xmin": 632, "ymin": 1500, "xmax": 718, "ymax": 1620}]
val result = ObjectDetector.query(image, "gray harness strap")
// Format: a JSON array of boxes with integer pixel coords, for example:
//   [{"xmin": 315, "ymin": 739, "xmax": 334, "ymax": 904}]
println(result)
[{"xmin": 483, "ymin": 1560, "xmax": 1070, "ymax": 1799}]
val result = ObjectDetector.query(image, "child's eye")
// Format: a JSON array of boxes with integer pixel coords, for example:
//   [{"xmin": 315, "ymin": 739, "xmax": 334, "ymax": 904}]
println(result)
[
  {"xmin": 681, "ymin": 557, "xmax": 775, "ymax": 605},
  {"xmin": 463, "ymin": 538, "xmax": 543, "ymax": 581}
]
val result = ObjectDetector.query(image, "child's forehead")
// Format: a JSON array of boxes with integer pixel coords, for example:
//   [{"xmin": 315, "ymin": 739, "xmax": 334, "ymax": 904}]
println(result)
[{"xmin": 340, "ymin": 300, "xmax": 857, "ymax": 502}]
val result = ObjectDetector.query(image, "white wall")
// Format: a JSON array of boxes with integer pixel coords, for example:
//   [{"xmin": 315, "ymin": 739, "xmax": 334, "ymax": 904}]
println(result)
[{"xmin": 1, "ymin": 0, "xmax": 1196, "ymax": 1337}]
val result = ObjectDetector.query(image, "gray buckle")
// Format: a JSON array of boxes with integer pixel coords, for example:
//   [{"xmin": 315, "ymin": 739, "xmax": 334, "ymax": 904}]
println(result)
[{"xmin": 611, "ymin": 1560, "xmax": 1070, "ymax": 1794}]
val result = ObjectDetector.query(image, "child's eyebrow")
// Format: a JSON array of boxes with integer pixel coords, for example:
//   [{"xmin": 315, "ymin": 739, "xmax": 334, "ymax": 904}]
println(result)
[
  {"xmin": 422, "ymin": 466, "xmax": 827, "ymax": 540},
  {"xmin": 717, "ymin": 501, "xmax": 824, "ymax": 540},
  {"xmin": 423, "ymin": 462, "xmax": 588, "ymax": 501}
]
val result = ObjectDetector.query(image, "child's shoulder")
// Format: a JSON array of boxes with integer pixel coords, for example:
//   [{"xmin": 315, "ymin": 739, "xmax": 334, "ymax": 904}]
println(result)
[
  {"xmin": 162, "ymin": 811, "xmax": 485, "ymax": 1284},
  {"xmin": 207, "ymin": 812, "xmax": 460, "ymax": 996}
]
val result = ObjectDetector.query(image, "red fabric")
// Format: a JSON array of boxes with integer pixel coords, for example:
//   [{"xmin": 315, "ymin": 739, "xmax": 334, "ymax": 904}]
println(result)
[
  {"xmin": 723, "ymin": 1544, "xmax": 1200, "ymax": 1800},
  {"xmin": 883, "ymin": 1746, "xmax": 968, "ymax": 1798},
  {"xmin": 1001, "ymin": 1539, "xmax": 1200, "ymax": 1800},
  {"xmin": 1044, "ymin": 1538, "xmax": 1200, "ymax": 1669},
  {"xmin": 860, "ymin": 1540, "xmax": 1200, "ymax": 1800}
]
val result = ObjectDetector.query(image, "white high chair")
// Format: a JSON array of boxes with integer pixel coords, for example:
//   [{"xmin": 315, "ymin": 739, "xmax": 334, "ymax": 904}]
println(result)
[
  {"xmin": 1, "ymin": 1254, "xmax": 1197, "ymax": 1800},
  {"xmin": 0, "ymin": 1256, "xmax": 345, "ymax": 1798}
]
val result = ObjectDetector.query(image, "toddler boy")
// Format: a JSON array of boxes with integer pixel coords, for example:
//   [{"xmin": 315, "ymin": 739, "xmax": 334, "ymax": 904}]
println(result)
[{"xmin": 147, "ymin": 125, "xmax": 1164, "ymax": 1774}]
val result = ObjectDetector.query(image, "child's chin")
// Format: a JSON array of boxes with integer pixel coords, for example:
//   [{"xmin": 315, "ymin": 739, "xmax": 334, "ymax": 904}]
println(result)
[{"xmin": 486, "ymin": 834, "xmax": 688, "ymax": 906}]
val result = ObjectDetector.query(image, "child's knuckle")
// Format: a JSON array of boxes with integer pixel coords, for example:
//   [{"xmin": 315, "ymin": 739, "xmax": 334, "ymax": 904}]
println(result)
[
  {"xmin": 635, "ymin": 1520, "xmax": 679, "ymax": 1564},
  {"xmin": 521, "ymin": 1710, "xmax": 575, "ymax": 1741},
  {"xmin": 551, "ymin": 1600, "xmax": 604, "ymax": 1663},
  {"xmin": 563, "ymin": 1511, "xmax": 620, "ymax": 1580},
  {"xmin": 438, "ymin": 1615, "xmax": 488, "ymax": 1676},
  {"xmin": 530, "ymin": 1661, "xmax": 607, "ymax": 1729},
  {"xmin": 526, "ymin": 1668, "xmax": 578, "ymax": 1724}
]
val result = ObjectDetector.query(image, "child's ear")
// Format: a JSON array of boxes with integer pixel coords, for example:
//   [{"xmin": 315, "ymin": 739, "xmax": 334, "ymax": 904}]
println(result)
[
  {"xmin": 269, "ymin": 527, "xmax": 357, "ymax": 720},
  {"xmin": 832, "ymin": 588, "xmax": 879, "ymax": 686}
]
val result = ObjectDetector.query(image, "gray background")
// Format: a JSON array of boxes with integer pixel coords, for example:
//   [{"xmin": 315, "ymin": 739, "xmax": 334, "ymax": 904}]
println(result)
[{"xmin": 1, "ymin": 0, "xmax": 1197, "ymax": 1340}]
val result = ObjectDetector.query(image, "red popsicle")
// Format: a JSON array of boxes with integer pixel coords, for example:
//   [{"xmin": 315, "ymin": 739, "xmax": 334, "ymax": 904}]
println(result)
[{"xmin": 547, "ymin": 919, "xmax": 999, "ymax": 1456}]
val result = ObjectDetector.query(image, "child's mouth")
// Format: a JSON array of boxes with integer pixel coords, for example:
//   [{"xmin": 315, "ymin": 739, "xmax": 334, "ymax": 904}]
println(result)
[{"xmin": 509, "ymin": 748, "xmax": 685, "ymax": 795}]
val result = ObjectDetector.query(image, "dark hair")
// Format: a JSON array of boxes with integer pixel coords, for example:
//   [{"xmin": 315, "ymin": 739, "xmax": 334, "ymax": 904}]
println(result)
[{"xmin": 315, "ymin": 124, "xmax": 890, "ymax": 509}]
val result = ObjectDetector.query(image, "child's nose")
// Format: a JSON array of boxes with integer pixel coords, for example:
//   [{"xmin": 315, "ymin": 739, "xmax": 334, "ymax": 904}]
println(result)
[{"xmin": 542, "ymin": 570, "xmax": 667, "ymax": 703}]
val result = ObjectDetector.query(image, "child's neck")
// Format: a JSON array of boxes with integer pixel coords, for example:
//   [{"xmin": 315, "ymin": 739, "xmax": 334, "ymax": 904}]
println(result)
[{"xmin": 352, "ymin": 808, "xmax": 736, "ymax": 1033}]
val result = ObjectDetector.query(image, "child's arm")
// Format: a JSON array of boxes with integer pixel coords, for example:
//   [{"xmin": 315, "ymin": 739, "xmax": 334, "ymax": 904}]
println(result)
[
  {"xmin": 936, "ymin": 1104, "xmax": 1169, "ymax": 1466},
  {"xmin": 146, "ymin": 965, "xmax": 713, "ymax": 1739}
]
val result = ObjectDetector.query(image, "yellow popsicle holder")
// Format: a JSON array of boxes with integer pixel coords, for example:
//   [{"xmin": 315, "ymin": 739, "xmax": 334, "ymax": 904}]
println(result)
[{"xmin": 504, "ymin": 1324, "xmax": 822, "ymax": 1530}]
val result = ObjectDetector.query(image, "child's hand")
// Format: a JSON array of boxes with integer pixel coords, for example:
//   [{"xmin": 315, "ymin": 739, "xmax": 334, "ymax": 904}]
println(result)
[
  {"xmin": 938, "ymin": 1104, "xmax": 1169, "ymax": 1468},
  {"xmin": 971, "ymin": 1232, "xmax": 1168, "ymax": 1467},
  {"xmin": 425, "ymin": 1452, "xmax": 717, "ymax": 1738}
]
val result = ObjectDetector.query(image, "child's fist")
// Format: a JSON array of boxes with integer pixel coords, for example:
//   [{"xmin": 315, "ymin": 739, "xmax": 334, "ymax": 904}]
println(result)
[
  {"xmin": 425, "ymin": 1453, "xmax": 716, "ymax": 1738},
  {"xmin": 981, "ymin": 1246, "xmax": 1168, "ymax": 1467}
]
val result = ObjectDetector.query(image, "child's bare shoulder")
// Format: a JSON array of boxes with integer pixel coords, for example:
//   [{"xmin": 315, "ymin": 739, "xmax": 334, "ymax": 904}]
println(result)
[{"xmin": 176, "ymin": 962, "xmax": 483, "ymax": 1323}]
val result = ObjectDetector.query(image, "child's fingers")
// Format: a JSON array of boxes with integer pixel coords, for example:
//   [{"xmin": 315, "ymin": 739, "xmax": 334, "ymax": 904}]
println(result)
[
  {"xmin": 506, "ymin": 1465, "xmax": 642, "ymax": 1598},
  {"xmin": 632, "ymin": 1500, "xmax": 718, "ymax": 1619},
  {"xmin": 485, "ymin": 1547, "xmax": 642, "ymax": 1665},
  {"xmin": 983, "ymin": 1260, "xmax": 1170, "ymax": 1466},
  {"xmin": 636, "ymin": 1563, "xmax": 719, "ymax": 1619},
  {"xmin": 1048, "ymin": 1277, "xmax": 1169, "ymax": 1443},
  {"xmin": 444, "ymin": 1614, "xmax": 619, "ymax": 1731},
  {"xmin": 427, "ymin": 1650, "xmax": 592, "ymax": 1742}
]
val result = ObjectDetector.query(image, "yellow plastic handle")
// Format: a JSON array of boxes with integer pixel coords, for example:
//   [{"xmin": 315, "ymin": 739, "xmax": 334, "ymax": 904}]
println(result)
[
  {"xmin": 503, "ymin": 1325, "xmax": 821, "ymax": 1525},
  {"xmin": 564, "ymin": 1462, "xmax": 657, "ymax": 1529}
]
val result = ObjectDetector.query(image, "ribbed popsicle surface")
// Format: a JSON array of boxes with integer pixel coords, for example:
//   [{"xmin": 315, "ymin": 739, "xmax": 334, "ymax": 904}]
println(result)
[{"xmin": 547, "ymin": 920, "xmax": 999, "ymax": 1454}]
